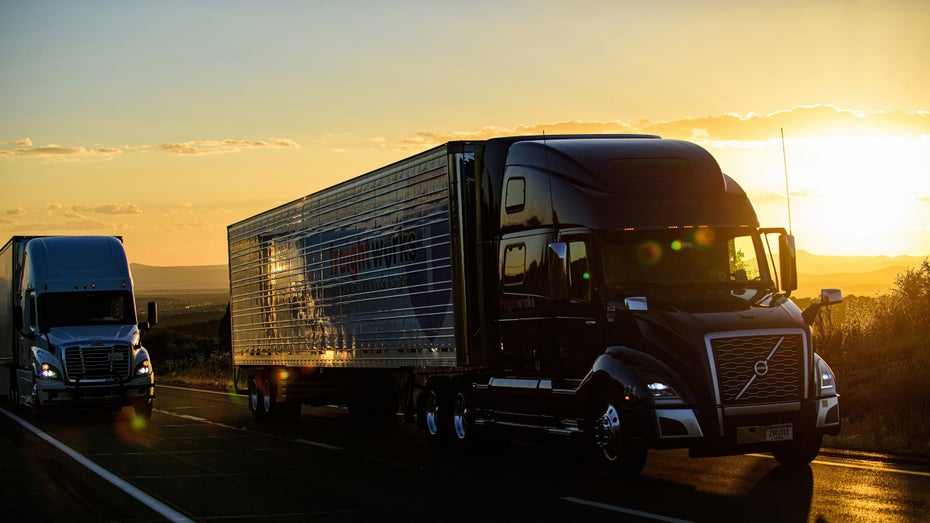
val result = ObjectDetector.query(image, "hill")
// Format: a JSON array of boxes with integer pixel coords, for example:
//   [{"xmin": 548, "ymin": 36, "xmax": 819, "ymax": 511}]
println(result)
[{"xmin": 131, "ymin": 263, "xmax": 228, "ymax": 293}]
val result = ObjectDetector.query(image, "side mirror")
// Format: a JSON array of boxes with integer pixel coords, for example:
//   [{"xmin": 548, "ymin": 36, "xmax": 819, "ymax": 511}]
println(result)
[
  {"xmin": 140, "ymin": 301, "xmax": 157, "ymax": 332},
  {"xmin": 820, "ymin": 288, "xmax": 843, "ymax": 306},
  {"xmin": 801, "ymin": 288, "xmax": 843, "ymax": 325},
  {"xmin": 547, "ymin": 242, "xmax": 569, "ymax": 300},
  {"xmin": 778, "ymin": 235, "xmax": 798, "ymax": 293},
  {"xmin": 147, "ymin": 301, "xmax": 158, "ymax": 327}
]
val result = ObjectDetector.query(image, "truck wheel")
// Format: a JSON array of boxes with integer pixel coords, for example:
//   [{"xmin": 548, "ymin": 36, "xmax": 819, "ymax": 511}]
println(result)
[
  {"xmin": 588, "ymin": 394, "xmax": 647, "ymax": 478},
  {"xmin": 422, "ymin": 380, "xmax": 452, "ymax": 448},
  {"xmin": 134, "ymin": 400, "xmax": 154, "ymax": 420},
  {"xmin": 8, "ymin": 378, "xmax": 20, "ymax": 411},
  {"xmin": 450, "ymin": 384, "xmax": 478, "ymax": 451},
  {"xmin": 248, "ymin": 377, "xmax": 268, "ymax": 420},
  {"xmin": 772, "ymin": 432, "xmax": 823, "ymax": 467}
]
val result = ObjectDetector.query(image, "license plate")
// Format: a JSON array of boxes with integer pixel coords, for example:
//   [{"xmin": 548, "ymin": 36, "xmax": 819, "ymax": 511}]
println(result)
[
  {"xmin": 765, "ymin": 423, "xmax": 793, "ymax": 442},
  {"xmin": 737, "ymin": 423, "xmax": 794, "ymax": 444}
]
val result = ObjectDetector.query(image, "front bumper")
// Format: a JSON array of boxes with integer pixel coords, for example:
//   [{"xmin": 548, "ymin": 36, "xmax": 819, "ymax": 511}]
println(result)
[
  {"xmin": 640, "ymin": 394, "xmax": 841, "ymax": 455},
  {"xmin": 34, "ymin": 376, "xmax": 155, "ymax": 408}
]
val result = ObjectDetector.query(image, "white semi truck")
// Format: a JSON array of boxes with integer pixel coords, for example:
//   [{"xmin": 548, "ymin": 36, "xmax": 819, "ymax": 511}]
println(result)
[
  {"xmin": 227, "ymin": 135, "xmax": 842, "ymax": 476},
  {"xmin": 0, "ymin": 235, "xmax": 157, "ymax": 418}
]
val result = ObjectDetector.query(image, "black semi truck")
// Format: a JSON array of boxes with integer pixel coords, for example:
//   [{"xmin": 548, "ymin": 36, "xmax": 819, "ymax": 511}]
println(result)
[{"xmin": 227, "ymin": 135, "xmax": 841, "ymax": 476}]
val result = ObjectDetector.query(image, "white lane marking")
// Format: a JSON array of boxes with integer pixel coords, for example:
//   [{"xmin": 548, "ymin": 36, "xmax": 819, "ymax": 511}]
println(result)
[
  {"xmin": 560, "ymin": 496, "xmax": 693, "ymax": 523},
  {"xmin": 0, "ymin": 408, "xmax": 193, "ymax": 523},
  {"xmin": 157, "ymin": 384, "xmax": 243, "ymax": 396},
  {"xmin": 156, "ymin": 408, "xmax": 343, "ymax": 450}
]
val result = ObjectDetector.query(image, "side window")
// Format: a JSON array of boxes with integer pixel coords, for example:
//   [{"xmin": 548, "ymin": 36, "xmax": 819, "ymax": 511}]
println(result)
[
  {"xmin": 502, "ymin": 243, "xmax": 526, "ymax": 287},
  {"xmin": 504, "ymin": 177, "xmax": 525, "ymax": 213},
  {"xmin": 729, "ymin": 236, "xmax": 760, "ymax": 281},
  {"xmin": 568, "ymin": 241, "xmax": 591, "ymax": 302}
]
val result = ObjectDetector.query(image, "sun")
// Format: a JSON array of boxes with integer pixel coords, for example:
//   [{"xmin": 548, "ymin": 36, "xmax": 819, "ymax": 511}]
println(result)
[{"xmin": 787, "ymin": 131, "xmax": 930, "ymax": 256}]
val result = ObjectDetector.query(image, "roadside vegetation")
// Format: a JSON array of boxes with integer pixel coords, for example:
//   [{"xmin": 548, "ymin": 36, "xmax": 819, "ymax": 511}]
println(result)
[
  {"xmin": 147, "ymin": 259, "xmax": 930, "ymax": 457},
  {"xmin": 798, "ymin": 259, "xmax": 930, "ymax": 457}
]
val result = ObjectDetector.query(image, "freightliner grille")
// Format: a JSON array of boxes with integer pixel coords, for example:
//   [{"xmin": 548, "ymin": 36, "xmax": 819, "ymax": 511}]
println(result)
[
  {"xmin": 63, "ymin": 345, "xmax": 132, "ymax": 381},
  {"xmin": 710, "ymin": 334, "xmax": 803, "ymax": 405}
]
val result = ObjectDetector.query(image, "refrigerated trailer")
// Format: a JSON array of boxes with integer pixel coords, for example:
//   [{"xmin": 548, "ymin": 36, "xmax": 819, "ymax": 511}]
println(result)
[
  {"xmin": 227, "ymin": 135, "xmax": 842, "ymax": 476},
  {"xmin": 0, "ymin": 235, "xmax": 157, "ymax": 418}
]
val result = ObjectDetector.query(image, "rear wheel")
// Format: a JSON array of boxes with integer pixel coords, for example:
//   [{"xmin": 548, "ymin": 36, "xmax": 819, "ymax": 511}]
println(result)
[
  {"xmin": 587, "ymin": 393, "xmax": 647, "ymax": 478},
  {"xmin": 248, "ymin": 376, "xmax": 267, "ymax": 420},
  {"xmin": 422, "ymin": 380, "xmax": 452, "ymax": 448},
  {"xmin": 450, "ymin": 383, "xmax": 479, "ymax": 451}
]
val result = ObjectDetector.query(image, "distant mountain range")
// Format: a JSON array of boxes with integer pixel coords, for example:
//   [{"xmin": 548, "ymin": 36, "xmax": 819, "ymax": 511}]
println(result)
[
  {"xmin": 130, "ymin": 251, "xmax": 928, "ymax": 298},
  {"xmin": 131, "ymin": 264, "xmax": 229, "ymax": 293}
]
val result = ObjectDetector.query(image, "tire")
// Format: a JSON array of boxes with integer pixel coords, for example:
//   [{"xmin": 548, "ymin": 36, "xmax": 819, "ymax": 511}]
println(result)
[
  {"xmin": 450, "ymin": 383, "xmax": 478, "ymax": 451},
  {"xmin": 587, "ymin": 392, "xmax": 647, "ymax": 478},
  {"xmin": 8, "ymin": 377, "xmax": 21, "ymax": 412},
  {"xmin": 134, "ymin": 400, "xmax": 154, "ymax": 420},
  {"xmin": 248, "ymin": 377, "xmax": 267, "ymax": 420},
  {"xmin": 422, "ymin": 380, "xmax": 452, "ymax": 448},
  {"xmin": 772, "ymin": 432, "xmax": 823, "ymax": 467}
]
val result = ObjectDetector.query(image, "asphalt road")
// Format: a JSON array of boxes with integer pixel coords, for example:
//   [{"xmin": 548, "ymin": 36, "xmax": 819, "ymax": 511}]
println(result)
[{"xmin": 2, "ymin": 385, "xmax": 928, "ymax": 522}]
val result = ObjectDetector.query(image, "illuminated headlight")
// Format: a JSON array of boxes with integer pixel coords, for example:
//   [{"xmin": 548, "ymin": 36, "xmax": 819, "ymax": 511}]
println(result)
[
  {"xmin": 816, "ymin": 356, "xmax": 837, "ymax": 396},
  {"xmin": 40, "ymin": 363, "xmax": 61, "ymax": 379},
  {"xmin": 647, "ymin": 380, "xmax": 679, "ymax": 399},
  {"xmin": 135, "ymin": 359, "xmax": 152, "ymax": 376}
]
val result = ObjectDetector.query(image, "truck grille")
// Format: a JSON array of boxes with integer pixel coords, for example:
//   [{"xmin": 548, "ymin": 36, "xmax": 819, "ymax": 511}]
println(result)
[
  {"xmin": 710, "ymin": 333, "xmax": 803, "ymax": 405},
  {"xmin": 63, "ymin": 345, "xmax": 132, "ymax": 381}
]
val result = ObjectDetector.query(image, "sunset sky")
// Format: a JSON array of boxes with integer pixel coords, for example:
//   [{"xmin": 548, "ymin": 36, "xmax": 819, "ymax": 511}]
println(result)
[{"xmin": 2, "ymin": 1, "xmax": 928, "ymax": 267}]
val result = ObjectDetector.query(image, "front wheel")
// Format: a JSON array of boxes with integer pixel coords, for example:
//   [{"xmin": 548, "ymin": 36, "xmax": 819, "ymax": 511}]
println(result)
[
  {"xmin": 134, "ymin": 400, "xmax": 154, "ymax": 420},
  {"xmin": 587, "ymin": 394, "xmax": 647, "ymax": 478},
  {"xmin": 772, "ymin": 432, "xmax": 823, "ymax": 467}
]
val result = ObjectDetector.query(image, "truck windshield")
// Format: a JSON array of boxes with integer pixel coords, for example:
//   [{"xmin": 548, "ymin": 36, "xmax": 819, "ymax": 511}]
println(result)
[
  {"xmin": 600, "ymin": 227, "xmax": 772, "ymax": 300},
  {"xmin": 37, "ymin": 291, "xmax": 137, "ymax": 330}
]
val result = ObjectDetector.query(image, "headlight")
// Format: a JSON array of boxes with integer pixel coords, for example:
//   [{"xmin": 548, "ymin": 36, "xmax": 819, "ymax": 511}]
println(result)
[
  {"xmin": 134, "ymin": 359, "xmax": 152, "ymax": 376},
  {"xmin": 40, "ymin": 362, "xmax": 62, "ymax": 379},
  {"xmin": 816, "ymin": 356, "xmax": 837, "ymax": 396},
  {"xmin": 647, "ymin": 381, "xmax": 678, "ymax": 398}
]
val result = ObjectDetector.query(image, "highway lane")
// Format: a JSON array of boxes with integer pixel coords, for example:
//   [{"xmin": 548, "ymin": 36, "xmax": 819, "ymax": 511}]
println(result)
[{"xmin": 2, "ymin": 385, "xmax": 928, "ymax": 522}]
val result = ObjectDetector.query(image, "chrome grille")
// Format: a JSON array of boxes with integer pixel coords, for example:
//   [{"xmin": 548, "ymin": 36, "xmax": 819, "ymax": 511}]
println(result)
[
  {"xmin": 711, "ymin": 334, "xmax": 803, "ymax": 405},
  {"xmin": 63, "ymin": 345, "xmax": 132, "ymax": 381}
]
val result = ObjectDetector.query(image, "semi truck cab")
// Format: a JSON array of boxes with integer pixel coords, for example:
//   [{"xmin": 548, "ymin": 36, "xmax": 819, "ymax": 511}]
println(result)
[{"xmin": 2, "ymin": 236, "xmax": 157, "ymax": 418}]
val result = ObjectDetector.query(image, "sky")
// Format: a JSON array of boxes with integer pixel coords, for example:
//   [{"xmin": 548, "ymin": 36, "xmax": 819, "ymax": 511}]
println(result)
[{"xmin": 2, "ymin": 0, "xmax": 929, "ymax": 267}]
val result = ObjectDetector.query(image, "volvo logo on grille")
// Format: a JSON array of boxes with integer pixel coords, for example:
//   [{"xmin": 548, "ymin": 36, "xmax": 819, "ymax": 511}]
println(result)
[{"xmin": 754, "ymin": 360, "xmax": 769, "ymax": 377}]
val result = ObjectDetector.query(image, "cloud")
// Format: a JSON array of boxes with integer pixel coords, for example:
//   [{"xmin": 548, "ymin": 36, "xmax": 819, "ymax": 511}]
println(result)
[
  {"xmin": 6, "ymin": 207, "xmax": 26, "ymax": 216},
  {"xmin": 11, "ymin": 218, "xmax": 109, "ymax": 232},
  {"xmin": 143, "ymin": 137, "xmax": 300, "ymax": 156},
  {"xmin": 0, "ymin": 144, "xmax": 123, "ymax": 160},
  {"xmin": 1, "ymin": 137, "xmax": 299, "ymax": 160},
  {"xmin": 391, "ymin": 105, "xmax": 930, "ymax": 150},
  {"xmin": 65, "ymin": 203, "xmax": 142, "ymax": 215},
  {"xmin": 93, "ymin": 203, "xmax": 143, "ymax": 215}
]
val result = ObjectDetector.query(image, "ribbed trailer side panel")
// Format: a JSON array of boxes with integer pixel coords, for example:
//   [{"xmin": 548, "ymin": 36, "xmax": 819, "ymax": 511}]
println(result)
[
  {"xmin": 228, "ymin": 145, "xmax": 461, "ymax": 369},
  {"xmin": 0, "ymin": 239, "xmax": 16, "ymax": 365}
]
